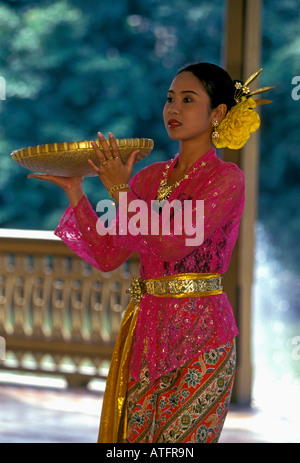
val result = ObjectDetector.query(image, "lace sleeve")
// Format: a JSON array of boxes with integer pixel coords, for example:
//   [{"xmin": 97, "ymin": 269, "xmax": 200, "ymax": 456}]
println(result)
[
  {"xmin": 55, "ymin": 195, "xmax": 132, "ymax": 272},
  {"xmin": 113, "ymin": 164, "xmax": 245, "ymax": 262}
]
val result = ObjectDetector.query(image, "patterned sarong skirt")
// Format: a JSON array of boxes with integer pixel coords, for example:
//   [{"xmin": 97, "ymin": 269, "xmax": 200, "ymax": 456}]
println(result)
[{"xmin": 125, "ymin": 339, "xmax": 236, "ymax": 443}]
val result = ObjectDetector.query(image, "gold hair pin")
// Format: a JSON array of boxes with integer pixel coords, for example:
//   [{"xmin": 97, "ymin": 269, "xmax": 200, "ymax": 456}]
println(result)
[{"xmin": 234, "ymin": 68, "xmax": 275, "ymax": 105}]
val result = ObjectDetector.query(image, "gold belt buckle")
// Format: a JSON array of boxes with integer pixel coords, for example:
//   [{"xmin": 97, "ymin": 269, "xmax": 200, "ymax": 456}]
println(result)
[{"xmin": 126, "ymin": 278, "xmax": 145, "ymax": 303}]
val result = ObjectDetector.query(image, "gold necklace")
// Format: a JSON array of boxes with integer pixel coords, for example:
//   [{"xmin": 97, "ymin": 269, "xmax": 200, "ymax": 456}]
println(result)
[{"xmin": 156, "ymin": 158, "xmax": 206, "ymax": 203}]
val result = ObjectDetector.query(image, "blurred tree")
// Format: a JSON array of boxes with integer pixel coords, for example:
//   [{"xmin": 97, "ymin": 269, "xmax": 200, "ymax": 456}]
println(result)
[
  {"xmin": 259, "ymin": 0, "xmax": 300, "ymax": 273},
  {"xmin": 0, "ymin": 0, "xmax": 223, "ymax": 229}
]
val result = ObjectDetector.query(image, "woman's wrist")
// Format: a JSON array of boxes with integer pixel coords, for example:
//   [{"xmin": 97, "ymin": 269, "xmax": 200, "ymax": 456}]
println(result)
[
  {"xmin": 66, "ymin": 186, "xmax": 85, "ymax": 209},
  {"xmin": 109, "ymin": 183, "xmax": 130, "ymax": 203}
]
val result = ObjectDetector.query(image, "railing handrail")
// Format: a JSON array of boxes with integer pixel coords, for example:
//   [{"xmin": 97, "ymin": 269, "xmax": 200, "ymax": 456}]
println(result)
[
  {"xmin": 0, "ymin": 228, "xmax": 81, "ymax": 256},
  {"xmin": 0, "ymin": 228, "xmax": 59, "ymax": 240}
]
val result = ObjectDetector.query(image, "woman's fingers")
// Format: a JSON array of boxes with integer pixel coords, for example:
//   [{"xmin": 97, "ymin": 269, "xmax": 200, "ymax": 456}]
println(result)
[
  {"xmin": 87, "ymin": 158, "xmax": 102, "ymax": 174},
  {"xmin": 91, "ymin": 132, "xmax": 139, "ymax": 167},
  {"xmin": 28, "ymin": 173, "xmax": 83, "ymax": 192},
  {"xmin": 89, "ymin": 132, "xmax": 139, "ymax": 192},
  {"xmin": 107, "ymin": 133, "xmax": 121, "ymax": 159},
  {"xmin": 125, "ymin": 149, "xmax": 140, "ymax": 171},
  {"xmin": 91, "ymin": 134, "xmax": 107, "ymax": 165},
  {"xmin": 90, "ymin": 132, "xmax": 121, "ymax": 172},
  {"xmin": 91, "ymin": 132, "xmax": 116, "ymax": 163},
  {"xmin": 28, "ymin": 173, "xmax": 61, "ymax": 183}
]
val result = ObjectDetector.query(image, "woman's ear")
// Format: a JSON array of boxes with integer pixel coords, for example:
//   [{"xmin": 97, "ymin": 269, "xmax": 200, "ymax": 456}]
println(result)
[{"xmin": 212, "ymin": 103, "xmax": 227, "ymax": 123}]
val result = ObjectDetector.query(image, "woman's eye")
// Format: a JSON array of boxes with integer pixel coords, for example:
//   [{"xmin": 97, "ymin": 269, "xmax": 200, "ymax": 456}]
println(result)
[
  {"xmin": 183, "ymin": 97, "xmax": 192, "ymax": 102},
  {"xmin": 166, "ymin": 96, "xmax": 173, "ymax": 102}
]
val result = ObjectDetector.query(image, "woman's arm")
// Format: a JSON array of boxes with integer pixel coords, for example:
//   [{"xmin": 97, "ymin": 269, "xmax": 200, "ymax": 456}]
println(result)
[
  {"xmin": 27, "ymin": 172, "xmax": 132, "ymax": 271},
  {"xmin": 55, "ymin": 194, "xmax": 132, "ymax": 272},
  {"xmin": 28, "ymin": 132, "xmax": 140, "ymax": 271}
]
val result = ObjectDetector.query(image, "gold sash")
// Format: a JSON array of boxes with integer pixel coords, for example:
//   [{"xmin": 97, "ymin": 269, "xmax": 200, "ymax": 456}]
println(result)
[{"xmin": 97, "ymin": 272, "xmax": 222, "ymax": 443}]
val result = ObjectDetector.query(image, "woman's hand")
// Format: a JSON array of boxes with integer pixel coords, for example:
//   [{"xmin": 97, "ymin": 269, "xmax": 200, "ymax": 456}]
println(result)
[
  {"xmin": 89, "ymin": 132, "xmax": 139, "ymax": 198},
  {"xmin": 28, "ymin": 174, "xmax": 84, "ymax": 208},
  {"xmin": 28, "ymin": 132, "xmax": 139, "ymax": 206}
]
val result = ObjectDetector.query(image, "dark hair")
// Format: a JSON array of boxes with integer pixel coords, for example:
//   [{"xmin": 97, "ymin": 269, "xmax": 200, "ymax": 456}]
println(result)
[{"xmin": 176, "ymin": 62, "xmax": 236, "ymax": 112}]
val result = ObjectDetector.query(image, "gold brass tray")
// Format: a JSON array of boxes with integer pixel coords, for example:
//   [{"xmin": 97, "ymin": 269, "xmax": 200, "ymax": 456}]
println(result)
[{"xmin": 11, "ymin": 138, "xmax": 154, "ymax": 177}]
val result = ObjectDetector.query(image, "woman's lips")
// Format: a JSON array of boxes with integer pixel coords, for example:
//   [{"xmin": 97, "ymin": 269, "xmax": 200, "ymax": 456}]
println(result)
[{"xmin": 168, "ymin": 119, "xmax": 182, "ymax": 129}]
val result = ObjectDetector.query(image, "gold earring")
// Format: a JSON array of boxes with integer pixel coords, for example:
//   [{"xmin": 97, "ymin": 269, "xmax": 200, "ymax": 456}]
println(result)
[{"xmin": 212, "ymin": 121, "xmax": 220, "ymax": 141}]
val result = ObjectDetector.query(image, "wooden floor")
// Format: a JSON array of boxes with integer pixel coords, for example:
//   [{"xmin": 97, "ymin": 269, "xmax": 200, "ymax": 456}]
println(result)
[{"xmin": 0, "ymin": 373, "xmax": 298, "ymax": 443}]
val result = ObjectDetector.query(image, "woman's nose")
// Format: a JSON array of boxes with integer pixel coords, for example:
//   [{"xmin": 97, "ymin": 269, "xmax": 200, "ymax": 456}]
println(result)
[{"xmin": 169, "ymin": 102, "xmax": 180, "ymax": 114}]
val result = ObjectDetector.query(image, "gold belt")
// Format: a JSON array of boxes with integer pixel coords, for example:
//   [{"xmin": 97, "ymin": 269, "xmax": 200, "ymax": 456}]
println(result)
[{"xmin": 126, "ymin": 272, "xmax": 223, "ymax": 303}]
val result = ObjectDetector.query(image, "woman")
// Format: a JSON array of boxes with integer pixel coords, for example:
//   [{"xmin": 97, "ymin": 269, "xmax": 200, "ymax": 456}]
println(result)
[{"xmin": 29, "ymin": 62, "xmax": 272, "ymax": 443}]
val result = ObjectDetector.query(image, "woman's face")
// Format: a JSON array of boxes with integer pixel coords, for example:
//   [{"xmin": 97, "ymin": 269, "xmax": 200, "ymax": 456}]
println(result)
[{"xmin": 163, "ymin": 71, "xmax": 214, "ymax": 143}]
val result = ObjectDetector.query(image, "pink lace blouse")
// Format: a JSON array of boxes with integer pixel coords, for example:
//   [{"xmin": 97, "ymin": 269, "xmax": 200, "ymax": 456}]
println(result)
[{"xmin": 55, "ymin": 148, "xmax": 245, "ymax": 384}]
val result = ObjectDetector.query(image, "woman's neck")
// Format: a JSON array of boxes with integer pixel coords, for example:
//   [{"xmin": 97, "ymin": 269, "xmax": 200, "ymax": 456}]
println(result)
[{"xmin": 176, "ymin": 139, "xmax": 213, "ymax": 173}]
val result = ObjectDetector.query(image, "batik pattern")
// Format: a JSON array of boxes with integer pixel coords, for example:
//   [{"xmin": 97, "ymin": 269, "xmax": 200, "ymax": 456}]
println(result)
[{"xmin": 125, "ymin": 340, "xmax": 236, "ymax": 443}]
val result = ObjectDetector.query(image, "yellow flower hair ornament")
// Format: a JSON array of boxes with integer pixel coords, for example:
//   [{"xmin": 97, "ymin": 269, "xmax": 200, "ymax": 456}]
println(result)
[
  {"xmin": 212, "ymin": 68, "xmax": 275, "ymax": 150},
  {"xmin": 213, "ymin": 96, "xmax": 260, "ymax": 150}
]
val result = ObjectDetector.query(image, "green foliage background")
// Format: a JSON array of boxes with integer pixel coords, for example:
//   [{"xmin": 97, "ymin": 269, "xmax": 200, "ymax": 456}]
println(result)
[
  {"xmin": 0, "ymin": 0, "xmax": 299, "ymax": 278},
  {"xmin": 0, "ymin": 0, "xmax": 224, "ymax": 228}
]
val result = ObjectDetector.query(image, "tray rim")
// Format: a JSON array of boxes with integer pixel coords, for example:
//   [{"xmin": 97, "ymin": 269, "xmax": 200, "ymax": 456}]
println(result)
[{"xmin": 11, "ymin": 137, "xmax": 154, "ymax": 157}]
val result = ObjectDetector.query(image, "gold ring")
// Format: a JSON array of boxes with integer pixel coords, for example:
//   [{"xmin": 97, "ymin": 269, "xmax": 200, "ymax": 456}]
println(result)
[
  {"xmin": 107, "ymin": 156, "xmax": 114, "ymax": 161},
  {"xmin": 101, "ymin": 161, "xmax": 108, "ymax": 166}
]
